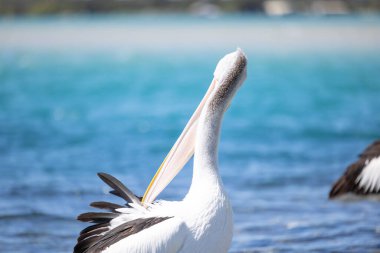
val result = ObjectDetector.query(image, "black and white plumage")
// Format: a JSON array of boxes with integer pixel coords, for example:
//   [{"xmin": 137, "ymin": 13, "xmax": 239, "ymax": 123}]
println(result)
[
  {"xmin": 74, "ymin": 173, "xmax": 172, "ymax": 253},
  {"xmin": 73, "ymin": 49, "xmax": 248, "ymax": 253},
  {"xmin": 329, "ymin": 140, "xmax": 380, "ymax": 199}
]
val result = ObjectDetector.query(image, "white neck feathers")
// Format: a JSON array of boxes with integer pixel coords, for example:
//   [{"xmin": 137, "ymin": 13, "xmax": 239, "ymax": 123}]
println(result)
[{"xmin": 189, "ymin": 95, "xmax": 225, "ymax": 195}]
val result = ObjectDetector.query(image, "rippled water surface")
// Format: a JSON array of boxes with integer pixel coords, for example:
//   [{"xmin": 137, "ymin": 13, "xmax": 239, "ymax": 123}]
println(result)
[{"xmin": 1, "ymin": 15, "xmax": 380, "ymax": 253}]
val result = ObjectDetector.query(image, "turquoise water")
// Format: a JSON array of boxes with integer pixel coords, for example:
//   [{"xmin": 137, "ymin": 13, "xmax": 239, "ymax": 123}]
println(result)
[{"xmin": 1, "ymin": 15, "xmax": 380, "ymax": 252}]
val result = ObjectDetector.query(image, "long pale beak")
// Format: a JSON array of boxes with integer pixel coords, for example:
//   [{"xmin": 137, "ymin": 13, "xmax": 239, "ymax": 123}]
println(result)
[{"xmin": 142, "ymin": 78, "xmax": 217, "ymax": 204}]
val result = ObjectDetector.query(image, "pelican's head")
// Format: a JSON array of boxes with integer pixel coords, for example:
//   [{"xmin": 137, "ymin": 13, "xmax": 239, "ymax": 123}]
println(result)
[
  {"xmin": 214, "ymin": 48, "xmax": 247, "ymax": 90},
  {"xmin": 210, "ymin": 48, "xmax": 247, "ymax": 112},
  {"xmin": 142, "ymin": 49, "xmax": 247, "ymax": 204}
]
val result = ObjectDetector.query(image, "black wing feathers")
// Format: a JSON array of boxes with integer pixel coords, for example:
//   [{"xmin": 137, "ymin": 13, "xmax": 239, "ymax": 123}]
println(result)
[
  {"xmin": 84, "ymin": 217, "xmax": 172, "ymax": 253},
  {"xmin": 77, "ymin": 212, "xmax": 119, "ymax": 223},
  {"xmin": 78, "ymin": 227, "xmax": 109, "ymax": 242},
  {"xmin": 74, "ymin": 172, "xmax": 172, "ymax": 253},
  {"xmin": 80, "ymin": 223, "xmax": 109, "ymax": 236},
  {"xmin": 90, "ymin": 201, "xmax": 124, "ymax": 211},
  {"xmin": 74, "ymin": 235, "xmax": 101, "ymax": 253},
  {"xmin": 329, "ymin": 160, "xmax": 366, "ymax": 198},
  {"xmin": 329, "ymin": 139, "xmax": 380, "ymax": 198},
  {"xmin": 97, "ymin": 173, "xmax": 142, "ymax": 206}
]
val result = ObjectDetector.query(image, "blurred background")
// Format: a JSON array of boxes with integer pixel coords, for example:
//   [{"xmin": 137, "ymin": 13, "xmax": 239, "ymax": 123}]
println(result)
[
  {"xmin": 1, "ymin": 1, "xmax": 380, "ymax": 253},
  {"xmin": 1, "ymin": 0, "xmax": 380, "ymax": 15}
]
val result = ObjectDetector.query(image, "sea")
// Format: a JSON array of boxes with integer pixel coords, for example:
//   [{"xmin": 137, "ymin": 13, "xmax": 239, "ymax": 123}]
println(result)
[{"xmin": 0, "ymin": 14, "xmax": 379, "ymax": 253}]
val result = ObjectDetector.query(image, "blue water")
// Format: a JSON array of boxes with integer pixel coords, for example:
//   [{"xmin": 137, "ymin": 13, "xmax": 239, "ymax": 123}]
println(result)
[{"xmin": 1, "ymin": 15, "xmax": 380, "ymax": 253}]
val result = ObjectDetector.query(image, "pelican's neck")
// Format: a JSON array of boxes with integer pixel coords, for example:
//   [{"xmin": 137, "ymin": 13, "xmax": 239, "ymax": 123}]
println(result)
[{"xmin": 188, "ymin": 100, "xmax": 225, "ymax": 196}]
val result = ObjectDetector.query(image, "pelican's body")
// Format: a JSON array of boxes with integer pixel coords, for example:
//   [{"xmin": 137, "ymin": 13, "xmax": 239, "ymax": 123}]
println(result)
[
  {"xmin": 74, "ymin": 49, "xmax": 247, "ymax": 253},
  {"xmin": 102, "ymin": 186, "xmax": 232, "ymax": 253}
]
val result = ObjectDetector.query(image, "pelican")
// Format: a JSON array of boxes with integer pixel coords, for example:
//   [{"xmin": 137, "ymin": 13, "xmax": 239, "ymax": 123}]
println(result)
[
  {"xmin": 74, "ymin": 49, "xmax": 247, "ymax": 253},
  {"xmin": 329, "ymin": 139, "xmax": 380, "ymax": 199}
]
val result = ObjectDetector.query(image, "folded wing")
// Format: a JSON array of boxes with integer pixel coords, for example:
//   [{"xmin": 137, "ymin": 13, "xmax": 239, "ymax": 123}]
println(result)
[{"xmin": 74, "ymin": 173, "xmax": 184, "ymax": 253}]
